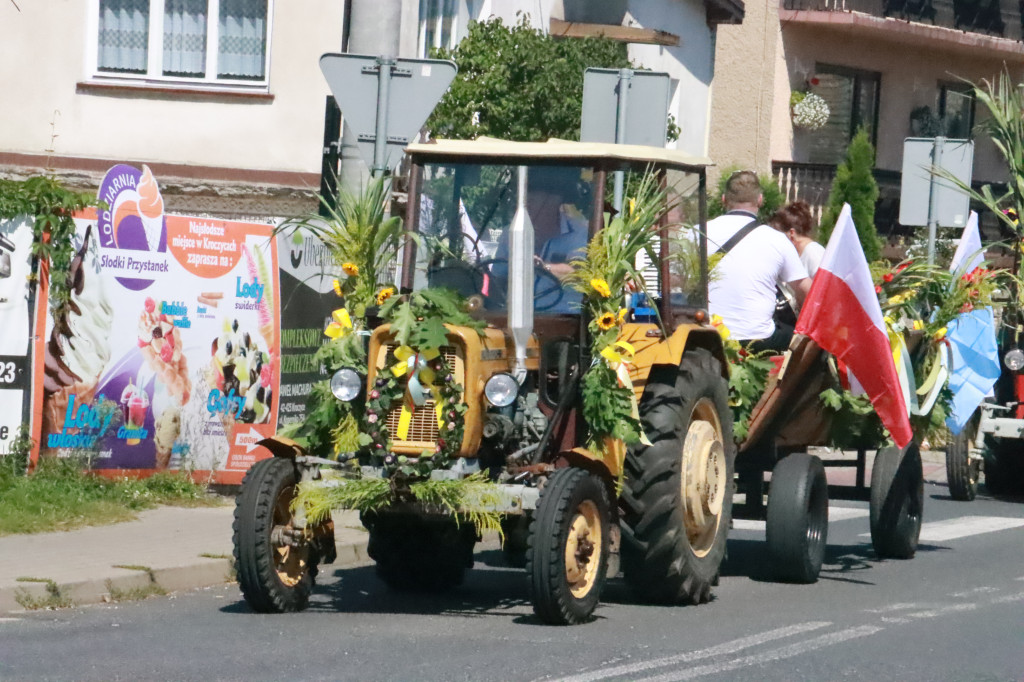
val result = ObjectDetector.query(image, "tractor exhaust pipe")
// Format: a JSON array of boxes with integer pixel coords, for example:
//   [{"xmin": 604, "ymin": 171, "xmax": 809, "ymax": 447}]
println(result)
[{"xmin": 508, "ymin": 166, "xmax": 534, "ymax": 383}]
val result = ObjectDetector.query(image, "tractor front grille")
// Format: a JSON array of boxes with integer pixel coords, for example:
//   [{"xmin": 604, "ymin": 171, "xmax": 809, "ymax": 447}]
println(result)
[{"xmin": 381, "ymin": 344, "xmax": 463, "ymax": 452}]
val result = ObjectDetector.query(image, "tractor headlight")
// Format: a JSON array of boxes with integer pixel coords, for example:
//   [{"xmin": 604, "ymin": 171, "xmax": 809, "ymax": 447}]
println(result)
[
  {"xmin": 484, "ymin": 373, "xmax": 519, "ymax": 407},
  {"xmin": 1004, "ymin": 348, "xmax": 1024, "ymax": 372},
  {"xmin": 330, "ymin": 368, "xmax": 363, "ymax": 402}
]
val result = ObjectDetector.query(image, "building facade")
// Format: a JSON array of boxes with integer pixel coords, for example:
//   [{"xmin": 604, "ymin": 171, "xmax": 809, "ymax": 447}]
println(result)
[
  {"xmin": 2, "ymin": 0, "xmax": 741, "ymax": 222},
  {"xmin": 710, "ymin": 0, "xmax": 1024, "ymax": 234}
]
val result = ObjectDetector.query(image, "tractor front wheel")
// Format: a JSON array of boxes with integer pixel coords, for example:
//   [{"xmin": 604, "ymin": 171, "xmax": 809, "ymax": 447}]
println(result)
[{"xmin": 527, "ymin": 467, "xmax": 611, "ymax": 625}]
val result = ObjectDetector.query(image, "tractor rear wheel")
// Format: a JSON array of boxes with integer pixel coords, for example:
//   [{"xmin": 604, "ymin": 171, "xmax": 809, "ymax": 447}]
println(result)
[{"xmin": 621, "ymin": 348, "xmax": 734, "ymax": 605}]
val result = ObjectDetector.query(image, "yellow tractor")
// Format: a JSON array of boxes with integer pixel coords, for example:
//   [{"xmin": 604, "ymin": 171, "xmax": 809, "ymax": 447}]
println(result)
[{"xmin": 234, "ymin": 138, "xmax": 733, "ymax": 624}]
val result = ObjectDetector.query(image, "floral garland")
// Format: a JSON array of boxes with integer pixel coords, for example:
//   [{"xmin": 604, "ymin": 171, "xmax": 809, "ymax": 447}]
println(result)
[
  {"xmin": 364, "ymin": 348, "xmax": 467, "ymax": 479},
  {"xmin": 792, "ymin": 93, "xmax": 830, "ymax": 131}
]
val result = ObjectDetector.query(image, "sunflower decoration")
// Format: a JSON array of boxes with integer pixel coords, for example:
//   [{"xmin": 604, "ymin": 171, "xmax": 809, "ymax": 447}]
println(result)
[
  {"xmin": 342, "ymin": 262, "xmax": 359, "ymax": 277},
  {"xmin": 376, "ymin": 286, "xmax": 396, "ymax": 306},
  {"xmin": 332, "ymin": 278, "xmax": 343, "ymax": 297},
  {"xmin": 564, "ymin": 170, "xmax": 674, "ymax": 457}
]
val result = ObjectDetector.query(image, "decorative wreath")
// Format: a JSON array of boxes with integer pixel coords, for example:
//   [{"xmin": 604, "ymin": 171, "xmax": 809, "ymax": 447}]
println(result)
[{"xmin": 364, "ymin": 346, "xmax": 467, "ymax": 479}]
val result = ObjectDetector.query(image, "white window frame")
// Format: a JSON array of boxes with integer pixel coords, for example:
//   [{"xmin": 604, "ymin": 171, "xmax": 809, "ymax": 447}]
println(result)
[
  {"xmin": 84, "ymin": 0, "xmax": 274, "ymax": 92},
  {"xmin": 418, "ymin": 0, "xmax": 481, "ymax": 58}
]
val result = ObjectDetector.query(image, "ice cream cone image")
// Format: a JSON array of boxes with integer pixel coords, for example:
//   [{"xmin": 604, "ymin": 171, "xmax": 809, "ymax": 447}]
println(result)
[
  {"xmin": 137, "ymin": 165, "xmax": 164, "ymax": 252},
  {"xmin": 41, "ymin": 226, "xmax": 113, "ymax": 453},
  {"xmin": 137, "ymin": 297, "xmax": 191, "ymax": 405},
  {"xmin": 154, "ymin": 407, "xmax": 181, "ymax": 469}
]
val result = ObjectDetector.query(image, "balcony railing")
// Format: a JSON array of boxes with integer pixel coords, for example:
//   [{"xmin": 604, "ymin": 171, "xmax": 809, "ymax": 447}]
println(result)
[
  {"xmin": 781, "ymin": 0, "xmax": 1022, "ymax": 41},
  {"xmin": 773, "ymin": 160, "xmax": 1011, "ymax": 240}
]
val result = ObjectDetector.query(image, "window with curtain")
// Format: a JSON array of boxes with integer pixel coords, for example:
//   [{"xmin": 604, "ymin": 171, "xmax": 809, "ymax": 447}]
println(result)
[
  {"xmin": 805, "ymin": 65, "xmax": 880, "ymax": 165},
  {"xmin": 940, "ymin": 84, "xmax": 975, "ymax": 139},
  {"xmin": 419, "ymin": 0, "xmax": 480, "ymax": 57},
  {"xmin": 96, "ymin": 0, "xmax": 269, "ymax": 84}
]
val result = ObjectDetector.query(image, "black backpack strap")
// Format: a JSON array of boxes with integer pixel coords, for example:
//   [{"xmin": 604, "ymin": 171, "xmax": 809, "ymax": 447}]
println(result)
[{"xmin": 716, "ymin": 218, "xmax": 761, "ymax": 256}]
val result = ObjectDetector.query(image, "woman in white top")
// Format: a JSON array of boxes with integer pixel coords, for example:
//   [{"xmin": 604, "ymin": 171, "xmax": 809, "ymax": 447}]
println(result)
[{"xmin": 770, "ymin": 200, "xmax": 825, "ymax": 278}]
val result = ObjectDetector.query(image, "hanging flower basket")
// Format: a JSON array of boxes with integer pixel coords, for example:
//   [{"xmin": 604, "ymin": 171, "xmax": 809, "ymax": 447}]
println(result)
[{"xmin": 791, "ymin": 92, "xmax": 830, "ymax": 131}]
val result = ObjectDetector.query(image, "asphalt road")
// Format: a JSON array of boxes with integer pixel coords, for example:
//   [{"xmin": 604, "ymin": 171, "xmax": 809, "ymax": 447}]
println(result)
[{"xmin": 3, "ymin": 479, "xmax": 1024, "ymax": 682}]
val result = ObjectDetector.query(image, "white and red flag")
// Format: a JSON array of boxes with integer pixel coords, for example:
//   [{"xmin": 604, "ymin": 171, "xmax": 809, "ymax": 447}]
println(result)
[{"xmin": 795, "ymin": 203, "xmax": 913, "ymax": 448}]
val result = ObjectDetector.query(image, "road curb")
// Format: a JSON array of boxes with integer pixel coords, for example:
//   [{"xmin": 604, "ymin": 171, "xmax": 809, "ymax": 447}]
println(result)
[{"xmin": 0, "ymin": 539, "xmax": 370, "ymax": 615}]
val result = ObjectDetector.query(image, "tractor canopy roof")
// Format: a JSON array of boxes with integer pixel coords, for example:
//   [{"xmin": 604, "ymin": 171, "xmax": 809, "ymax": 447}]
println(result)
[{"xmin": 405, "ymin": 137, "xmax": 712, "ymax": 173}]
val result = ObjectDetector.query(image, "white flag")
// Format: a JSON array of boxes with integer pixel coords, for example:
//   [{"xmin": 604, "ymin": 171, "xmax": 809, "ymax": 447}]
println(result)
[{"xmin": 949, "ymin": 211, "xmax": 984, "ymax": 275}]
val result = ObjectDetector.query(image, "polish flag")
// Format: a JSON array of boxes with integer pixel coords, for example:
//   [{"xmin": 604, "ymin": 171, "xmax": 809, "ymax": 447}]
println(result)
[{"xmin": 795, "ymin": 203, "xmax": 913, "ymax": 448}]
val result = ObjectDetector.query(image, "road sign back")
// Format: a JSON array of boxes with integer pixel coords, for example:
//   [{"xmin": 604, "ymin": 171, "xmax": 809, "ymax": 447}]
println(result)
[{"xmin": 320, "ymin": 53, "xmax": 457, "ymax": 174}]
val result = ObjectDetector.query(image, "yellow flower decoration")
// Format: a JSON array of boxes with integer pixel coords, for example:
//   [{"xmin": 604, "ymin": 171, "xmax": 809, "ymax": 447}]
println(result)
[
  {"xmin": 376, "ymin": 287, "xmax": 395, "ymax": 305},
  {"xmin": 596, "ymin": 312, "xmax": 617, "ymax": 330},
  {"xmin": 591, "ymin": 278, "xmax": 611, "ymax": 298},
  {"xmin": 933, "ymin": 327, "xmax": 947, "ymax": 341},
  {"xmin": 342, "ymin": 262, "xmax": 359, "ymax": 277},
  {"xmin": 711, "ymin": 314, "xmax": 731, "ymax": 341},
  {"xmin": 617, "ymin": 308, "xmax": 628, "ymax": 323},
  {"xmin": 332, "ymin": 278, "xmax": 342, "ymax": 297}
]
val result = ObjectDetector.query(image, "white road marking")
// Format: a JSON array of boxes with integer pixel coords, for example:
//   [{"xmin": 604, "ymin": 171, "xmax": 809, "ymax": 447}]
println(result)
[
  {"xmin": 1016, "ymin": 576, "xmax": 1024, "ymax": 582},
  {"xmin": 733, "ymin": 506, "xmax": 868, "ymax": 531},
  {"xmin": 950, "ymin": 586, "xmax": 999, "ymax": 598},
  {"xmin": 863, "ymin": 603, "xmax": 919, "ymax": 613},
  {"xmin": 551, "ymin": 622, "xmax": 831, "ymax": 682},
  {"xmin": 856, "ymin": 516, "xmax": 1024, "ymax": 542},
  {"xmin": 991, "ymin": 591, "xmax": 1024, "ymax": 604},
  {"xmin": 918, "ymin": 516, "xmax": 1024, "ymax": 542},
  {"xmin": 903, "ymin": 603, "xmax": 978, "ymax": 619},
  {"xmin": 0, "ymin": 617, "xmax": 21, "ymax": 622},
  {"xmin": 636, "ymin": 626, "xmax": 883, "ymax": 682}
]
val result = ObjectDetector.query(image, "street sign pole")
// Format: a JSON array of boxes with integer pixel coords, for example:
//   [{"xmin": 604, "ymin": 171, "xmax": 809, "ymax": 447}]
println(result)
[
  {"xmin": 372, "ymin": 56, "xmax": 396, "ymax": 177},
  {"xmin": 612, "ymin": 69, "xmax": 633, "ymax": 213},
  {"xmin": 926, "ymin": 136, "xmax": 945, "ymax": 265}
]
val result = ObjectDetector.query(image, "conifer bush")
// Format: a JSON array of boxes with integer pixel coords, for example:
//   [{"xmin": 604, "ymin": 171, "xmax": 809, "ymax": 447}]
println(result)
[{"xmin": 819, "ymin": 129, "xmax": 883, "ymax": 262}]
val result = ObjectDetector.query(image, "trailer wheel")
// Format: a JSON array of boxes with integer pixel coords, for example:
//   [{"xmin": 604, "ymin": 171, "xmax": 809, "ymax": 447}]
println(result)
[
  {"xmin": 364, "ymin": 513, "xmax": 476, "ymax": 592},
  {"xmin": 946, "ymin": 418, "xmax": 979, "ymax": 501},
  {"xmin": 527, "ymin": 467, "xmax": 610, "ymax": 625},
  {"xmin": 870, "ymin": 442, "xmax": 923, "ymax": 559},
  {"xmin": 621, "ymin": 348, "xmax": 734, "ymax": 604},
  {"xmin": 766, "ymin": 453, "xmax": 828, "ymax": 583},
  {"xmin": 233, "ymin": 457, "xmax": 317, "ymax": 613}
]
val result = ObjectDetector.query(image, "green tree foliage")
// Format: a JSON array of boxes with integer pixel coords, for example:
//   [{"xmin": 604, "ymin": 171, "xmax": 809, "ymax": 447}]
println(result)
[
  {"xmin": 427, "ymin": 16, "xmax": 678, "ymax": 142},
  {"xmin": 707, "ymin": 166, "xmax": 785, "ymax": 223},
  {"xmin": 819, "ymin": 129, "xmax": 882, "ymax": 261}
]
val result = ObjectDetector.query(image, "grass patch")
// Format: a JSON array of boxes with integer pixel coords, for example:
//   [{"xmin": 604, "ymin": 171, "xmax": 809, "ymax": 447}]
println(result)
[
  {"xmin": 0, "ymin": 457, "xmax": 221, "ymax": 536},
  {"xmin": 14, "ymin": 577, "xmax": 74, "ymax": 610},
  {"xmin": 105, "ymin": 565, "xmax": 166, "ymax": 603}
]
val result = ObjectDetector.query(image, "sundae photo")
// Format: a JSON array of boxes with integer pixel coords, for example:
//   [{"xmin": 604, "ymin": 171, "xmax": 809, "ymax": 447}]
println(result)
[
  {"xmin": 137, "ymin": 296, "xmax": 191, "ymax": 467},
  {"xmin": 209, "ymin": 317, "xmax": 274, "ymax": 428}
]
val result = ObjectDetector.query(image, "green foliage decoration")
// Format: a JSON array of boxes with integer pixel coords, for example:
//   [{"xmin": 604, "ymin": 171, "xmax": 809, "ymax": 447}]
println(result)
[
  {"xmin": 294, "ymin": 470, "xmax": 505, "ymax": 538},
  {"xmin": 0, "ymin": 176, "xmax": 97, "ymax": 324},
  {"xmin": 428, "ymin": 16, "xmax": 679, "ymax": 142},
  {"xmin": 274, "ymin": 178, "xmax": 403, "ymax": 459},
  {"xmin": 819, "ymin": 129, "xmax": 883, "ymax": 262}
]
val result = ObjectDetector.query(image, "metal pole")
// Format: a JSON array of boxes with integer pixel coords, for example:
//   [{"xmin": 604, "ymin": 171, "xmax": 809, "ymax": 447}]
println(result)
[
  {"xmin": 612, "ymin": 68, "xmax": 633, "ymax": 213},
  {"xmin": 373, "ymin": 56, "xmax": 395, "ymax": 178},
  {"xmin": 926, "ymin": 136, "xmax": 945, "ymax": 265}
]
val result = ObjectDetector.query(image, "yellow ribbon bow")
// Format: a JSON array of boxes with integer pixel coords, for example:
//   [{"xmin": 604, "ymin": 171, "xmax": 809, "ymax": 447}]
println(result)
[
  {"xmin": 391, "ymin": 346, "xmax": 445, "ymax": 440},
  {"xmin": 324, "ymin": 308, "xmax": 352, "ymax": 339},
  {"xmin": 600, "ymin": 340, "xmax": 652, "ymax": 446}
]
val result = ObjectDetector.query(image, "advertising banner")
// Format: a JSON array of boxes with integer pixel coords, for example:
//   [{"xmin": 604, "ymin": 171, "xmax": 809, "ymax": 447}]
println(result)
[
  {"xmin": 276, "ymin": 228, "xmax": 339, "ymax": 431},
  {"xmin": 34, "ymin": 165, "xmax": 281, "ymax": 483},
  {"xmin": 0, "ymin": 216, "xmax": 35, "ymax": 455}
]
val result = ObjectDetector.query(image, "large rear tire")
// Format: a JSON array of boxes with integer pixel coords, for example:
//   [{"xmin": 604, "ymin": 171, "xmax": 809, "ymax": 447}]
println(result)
[
  {"xmin": 527, "ymin": 467, "xmax": 610, "ymax": 625},
  {"xmin": 621, "ymin": 348, "xmax": 734, "ymax": 604},
  {"xmin": 870, "ymin": 442, "xmax": 923, "ymax": 559},
  {"xmin": 766, "ymin": 453, "xmax": 828, "ymax": 584},
  {"xmin": 946, "ymin": 418, "xmax": 979, "ymax": 501},
  {"xmin": 233, "ymin": 457, "xmax": 316, "ymax": 613},
  {"xmin": 364, "ymin": 513, "xmax": 476, "ymax": 592}
]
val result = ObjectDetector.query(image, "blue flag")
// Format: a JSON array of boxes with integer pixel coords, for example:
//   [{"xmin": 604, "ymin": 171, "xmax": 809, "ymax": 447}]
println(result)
[{"xmin": 945, "ymin": 307, "xmax": 1001, "ymax": 434}]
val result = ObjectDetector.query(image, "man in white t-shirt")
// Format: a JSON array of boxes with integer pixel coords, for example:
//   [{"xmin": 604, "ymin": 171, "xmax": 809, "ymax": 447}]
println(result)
[{"xmin": 707, "ymin": 170, "xmax": 812, "ymax": 352}]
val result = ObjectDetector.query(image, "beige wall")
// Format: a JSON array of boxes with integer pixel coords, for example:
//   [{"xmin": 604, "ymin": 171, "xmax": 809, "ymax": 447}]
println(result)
[
  {"xmin": 708, "ymin": 0, "xmax": 782, "ymax": 178},
  {"xmin": 0, "ymin": 0, "xmax": 344, "ymax": 175},
  {"xmin": 778, "ymin": 23, "xmax": 1024, "ymax": 182}
]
